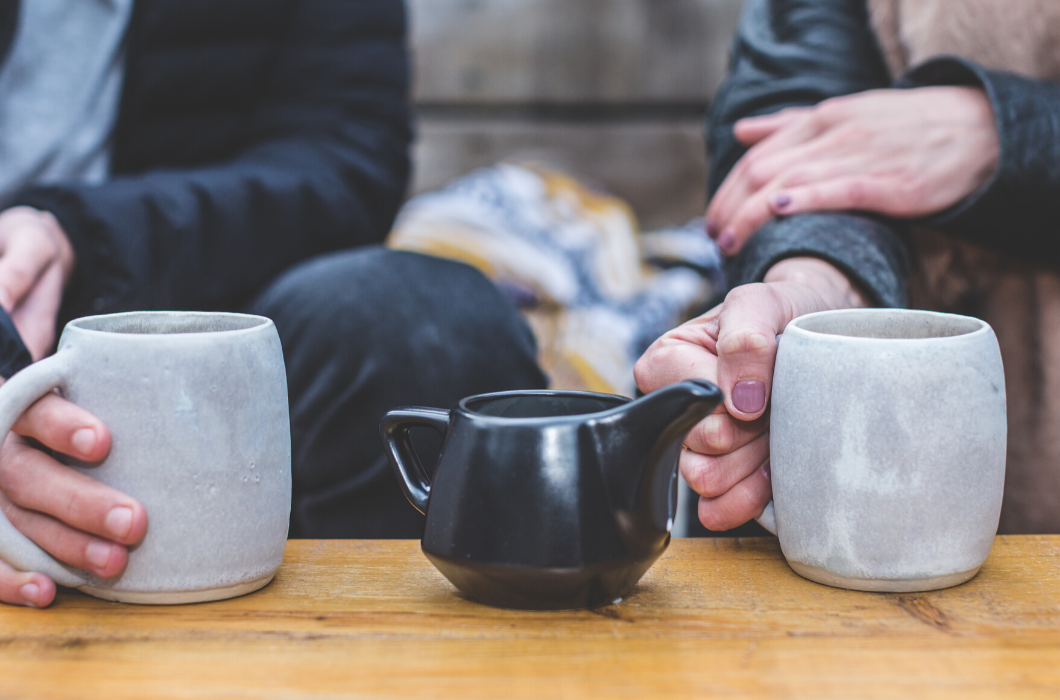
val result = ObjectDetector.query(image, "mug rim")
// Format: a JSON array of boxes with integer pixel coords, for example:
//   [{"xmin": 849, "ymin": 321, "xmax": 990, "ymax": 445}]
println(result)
[
  {"xmin": 785, "ymin": 308, "xmax": 991, "ymax": 343},
  {"xmin": 457, "ymin": 389, "xmax": 631, "ymax": 423},
  {"xmin": 65, "ymin": 311, "xmax": 273, "ymax": 337}
]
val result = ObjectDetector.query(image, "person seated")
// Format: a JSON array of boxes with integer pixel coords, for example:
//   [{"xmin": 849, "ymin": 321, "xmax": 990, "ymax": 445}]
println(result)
[
  {"xmin": 0, "ymin": 0, "xmax": 546, "ymax": 608},
  {"xmin": 636, "ymin": 0, "xmax": 1060, "ymax": 534}
]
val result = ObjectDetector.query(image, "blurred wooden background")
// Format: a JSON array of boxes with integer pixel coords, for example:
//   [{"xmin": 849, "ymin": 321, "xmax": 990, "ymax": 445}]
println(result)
[{"xmin": 407, "ymin": 0, "xmax": 745, "ymax": 229}]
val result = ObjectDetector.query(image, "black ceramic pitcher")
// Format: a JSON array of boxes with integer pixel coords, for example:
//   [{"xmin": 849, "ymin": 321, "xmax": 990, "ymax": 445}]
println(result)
[{"xmin": 379, "ymin": 380, "xmax": 722, "ymax": 609}]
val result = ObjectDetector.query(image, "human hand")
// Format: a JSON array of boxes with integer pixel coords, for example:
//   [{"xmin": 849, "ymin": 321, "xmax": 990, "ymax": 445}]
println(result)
[
  {"xmin": 0, "ymin": 207, "xmax": 77, "ymax": 360},
  {"xmin": 706, "ymin": 87, "xmax": 999, "ymax": 255},
  {"xmin": 0, "ymin": 390, "xmax": 146, "ymax": 607},
  {"xmin": 633, "ymin": 257, "xmax": 868, "ymax": 530}
]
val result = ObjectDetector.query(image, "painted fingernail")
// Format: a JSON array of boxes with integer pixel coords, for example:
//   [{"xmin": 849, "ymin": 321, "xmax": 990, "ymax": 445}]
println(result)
[
  {"xmin": 20, "ymin": 583, "xmax": 40, "ymax": 606},
  {"xmin": 86, "ymin": 540, "xmax": 114, "ymax": 571},
  {"xmin": 72, "ymin": 428, "xmax": 97, "ymax": 456},
  {"xmin": 732, "ymin": 379, "xmax": 766, "ymax": 414},
  {"xmin": 105, "ymin": 506, "xmax": 134, "ymax": 540},
  {"xmin": 706, "ymin": 220, "xmax": 719, "ymax": 238},
  {"xmin": 718, "ymin": 228, "xmax": 735, "ymax": 252},
  {"xmin": 771, "ymin": 193, "xmax": 792, "ymax": 211},
  {"xmin": 761, "ymin": 460, "xmax": 772, "ymax": 480}
]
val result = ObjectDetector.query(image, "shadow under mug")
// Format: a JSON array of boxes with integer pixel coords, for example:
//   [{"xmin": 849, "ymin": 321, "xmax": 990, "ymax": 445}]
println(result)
[
  {"xmin": 757, "ymin": 308, "xmax": 1006, "ymax": 592},
  {"xmin": 0, "ymin": 312, "xmax": 292, "ymax": 604}
]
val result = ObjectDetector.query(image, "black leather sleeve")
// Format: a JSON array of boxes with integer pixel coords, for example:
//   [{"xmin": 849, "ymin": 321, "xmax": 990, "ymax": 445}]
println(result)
[
  {"xmin": 711, "ymin": 0, "xmax": 909, "ymax": 307},
  {"xmin": 900, "ymin": 58, "xmax": 1060, "ymax": 266},
  {"xmin": 7, "ymin": 0, "xmax": 411, "ymax": 323}
]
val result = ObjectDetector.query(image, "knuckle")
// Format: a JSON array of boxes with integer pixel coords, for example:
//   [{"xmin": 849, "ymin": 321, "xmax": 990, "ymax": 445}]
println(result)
[
  {"xmin": 698, "ymin": 501, "xmax": 732, "ymax": 532},
  {"xmin": 745, "ymin": 162, "xmax": 773, "ymax": 190},
  {"xmin": 716, "ymin": 327, "xmax": 776, "ymax": 358},
  {"xmin": 697, "ymin": 417, "xmax": 735, "ymax": 454},
  {"xmin": 844, "ymin": 180, "xmax": 868, "ymax": 207},
  {"xmin": 688, "ymin": 465, "xmax": 727, "ymax": 499}
]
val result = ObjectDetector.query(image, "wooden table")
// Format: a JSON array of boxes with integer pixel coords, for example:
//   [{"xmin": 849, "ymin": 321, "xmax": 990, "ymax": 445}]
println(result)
[{"xmin": 1, "ymin": 537, "xmax": 1058, "ymax": 699}]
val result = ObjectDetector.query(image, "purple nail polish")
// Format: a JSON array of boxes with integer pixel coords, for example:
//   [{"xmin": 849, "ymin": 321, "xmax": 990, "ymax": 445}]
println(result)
[
  {"xmin": 772, "ymin": 193, "xmax": 792, "ymax": 210},
  {"xmin": 732, "ymin": 379, "xmax": 766, "ymax": 414},
  {"xmin": 761, "ymin": 460, "xmax": 771, "ymax": 480},
  {"xmin": 718, "ymin": 228, "xmax": 735, "ymax": 252}
]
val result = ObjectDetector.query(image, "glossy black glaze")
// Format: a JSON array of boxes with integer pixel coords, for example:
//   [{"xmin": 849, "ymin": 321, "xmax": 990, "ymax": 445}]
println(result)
[{"xmin": 380, "ymin": 380, "xmax": 723, "ymax": 609}]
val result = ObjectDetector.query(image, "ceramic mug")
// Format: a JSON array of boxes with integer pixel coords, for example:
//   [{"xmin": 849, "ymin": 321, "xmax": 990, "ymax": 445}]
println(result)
[
  {"xmin": 0, "ymin": 312, "xmax": 292, "ymax": 604},
  {"xmin": 758, "ymin": 308, "xmax": 1006, "ymax": 592}
]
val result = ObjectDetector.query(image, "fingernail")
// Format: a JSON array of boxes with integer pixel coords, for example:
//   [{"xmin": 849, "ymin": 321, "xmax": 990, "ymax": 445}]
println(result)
[
  {"xmin": 72, "ymin": 428, "xmax": 97, "ymax": 456},
  {"xmin": 761, "ymin": 460, "xmax": 772, "ymax": 480},
  {"xmin": 20, "ymin": 583, "xmax": 40, "ymax": 606},
  {"xmin": 771, "ymin": 193, "xmax": 792, "ymax": 211},
  {"xmin": 86, "ymin": 540, "xmax": 113, "ymax": 571},
  {"xmin": 718, "ymin": 228, "xmax": 735, "ymax": 252},
  {"xmin": 706, "ymin": 220, "xmax": 719, "ymax": 239},
  {"xmin": 105, "ymin": 506, "xmax": 134, "ymax": 540},
  {"xmin": 732, "ymin": 379, "xmax": 766, "ymax": 414}
]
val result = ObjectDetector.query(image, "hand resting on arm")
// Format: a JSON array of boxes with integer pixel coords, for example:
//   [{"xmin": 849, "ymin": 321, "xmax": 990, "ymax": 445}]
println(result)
[{"xmin": 706, "ymin": 86, "xmax": 1000, "ymax": 256}]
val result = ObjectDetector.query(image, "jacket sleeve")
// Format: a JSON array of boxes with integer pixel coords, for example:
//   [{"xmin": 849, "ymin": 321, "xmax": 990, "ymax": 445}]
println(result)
[
  {"xmin": 712, "ymin": 0, "xmax": 909, "ymax": 307},
  {"xmin": 898, "ymin": 58, "xmax": 1060, "ymax": 266},
  {"xmin": 8, "ymin": 0, "xmax": 411, "ymax": 321}
]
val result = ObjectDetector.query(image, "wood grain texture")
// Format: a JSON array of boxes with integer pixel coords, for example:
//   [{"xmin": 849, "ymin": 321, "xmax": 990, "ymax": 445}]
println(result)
[
  {"xmin": 412, "ymin": 117, "xmax": 708, "ymax": 229},
  {"xmin": 2, "ymin": 537, "xmax": 1058, "ymax": 699},
  {"xmin": 410, "ymin": 0, "xmax": 745, "ymax": 104}
]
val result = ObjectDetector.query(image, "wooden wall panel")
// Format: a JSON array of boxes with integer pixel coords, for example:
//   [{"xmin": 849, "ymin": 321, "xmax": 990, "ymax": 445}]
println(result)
[
  {"xmin": 407, "ymin": 0, "xmax": 744, "ymax": 227},
  {"xmin": 412, "ymin": 117, "xmax": 708, "ymax": 229},
  {"xmin": 410, "ymin": 0, "xmax": 744, "ymax": 104}
]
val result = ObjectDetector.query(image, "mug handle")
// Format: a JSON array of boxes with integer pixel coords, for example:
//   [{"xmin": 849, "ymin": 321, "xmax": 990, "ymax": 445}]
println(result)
[
  {"xmin": 379, "ymin": 407, "xmax": 450, "ymax": 514},
  {"xmin": 753, "ymin": 332, "xmax": 783, "ymax": 537},
  {"xmin": 0, "ymin": 351, "xmax": 88, "ymax": 587}
]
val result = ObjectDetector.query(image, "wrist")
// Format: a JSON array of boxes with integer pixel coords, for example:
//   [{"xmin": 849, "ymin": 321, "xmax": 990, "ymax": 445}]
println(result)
[{"xmin": 762, "ymin": 257, "xmax": 870, "ymax": 310}]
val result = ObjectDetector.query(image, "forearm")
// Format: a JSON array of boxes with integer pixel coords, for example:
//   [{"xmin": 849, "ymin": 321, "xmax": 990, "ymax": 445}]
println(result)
[{"xmin": 725, "ymin": 213, "xmax": 909, "ymax": 308}]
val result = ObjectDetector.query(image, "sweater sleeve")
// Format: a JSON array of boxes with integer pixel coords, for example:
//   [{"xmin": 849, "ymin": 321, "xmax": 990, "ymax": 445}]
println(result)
[
  {"xmin": 7, "ymin": 0, "xmax": 411, "ymax": 321},
  {"xmin": 898, "ymin": 57, "xmax": 1060, "ymax": 266},
  {"xmin": 711, "ymin": 0, "xmax": 909, "ymax": 307}
]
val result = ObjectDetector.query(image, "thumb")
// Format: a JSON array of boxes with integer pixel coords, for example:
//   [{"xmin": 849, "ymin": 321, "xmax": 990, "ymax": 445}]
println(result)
[{"xmin": 714, "ymin": 284, "xmax": 795, "ymax": 420}]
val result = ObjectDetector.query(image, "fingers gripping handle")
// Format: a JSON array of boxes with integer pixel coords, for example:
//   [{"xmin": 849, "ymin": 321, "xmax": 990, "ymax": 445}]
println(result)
[
  {"xmin": 379, "ymin": 408, "xmax": 450, "ymax": 514},
  {"xmin": 0, "ymin": 353, "xmax": 87, "ymax": 587}
]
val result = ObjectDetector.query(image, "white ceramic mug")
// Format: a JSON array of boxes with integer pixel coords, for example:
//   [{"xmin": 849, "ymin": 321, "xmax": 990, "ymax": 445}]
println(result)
[
  {"xmin": 758, "ymin": 308, "xmax": 1006, "ymax": 592},
  {"xmin": 0, "ymin": 312, "xmax": 292, "ymax": 604}
]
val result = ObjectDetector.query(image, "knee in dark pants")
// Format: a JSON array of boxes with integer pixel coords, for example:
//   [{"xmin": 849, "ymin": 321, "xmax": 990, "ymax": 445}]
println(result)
[{"xmin": 249, "ymin": 247, "xmax": 547, "ymax": 538}]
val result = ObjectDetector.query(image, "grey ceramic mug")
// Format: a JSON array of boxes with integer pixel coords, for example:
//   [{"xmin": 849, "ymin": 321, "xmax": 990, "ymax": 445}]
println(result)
[
  {"xmin": 0, "ymin": 312, "xmax": 292, "ymax": 604},
  {"xmin": 757, "ymin": 308, "xmax": 1006, "ymax": 592}
]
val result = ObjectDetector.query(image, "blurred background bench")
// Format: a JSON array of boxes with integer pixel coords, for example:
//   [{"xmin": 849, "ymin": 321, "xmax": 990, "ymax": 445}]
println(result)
[{"xmin": 407, "ymin": 0, "xmax": 745, "ymax": 229}]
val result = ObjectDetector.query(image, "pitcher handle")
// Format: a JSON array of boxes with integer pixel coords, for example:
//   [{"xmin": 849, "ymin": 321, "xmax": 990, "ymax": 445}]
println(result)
[
  {"xmin": 0, "ymin": 352, "xmax": 88, "ymax": 587},
  {"xmin": 379, "ymin": 407, "xmax": 450, "ymax": 514}
]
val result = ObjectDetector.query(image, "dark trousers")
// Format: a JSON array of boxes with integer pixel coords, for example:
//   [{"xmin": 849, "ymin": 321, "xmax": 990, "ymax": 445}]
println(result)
[{"xmin": 248, "ymin": 247, "xmax": 548, "ymax": 538}]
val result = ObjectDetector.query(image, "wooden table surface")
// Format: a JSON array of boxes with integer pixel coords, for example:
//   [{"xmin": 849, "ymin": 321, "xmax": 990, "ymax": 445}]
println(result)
[{"xmin": 1, "ymin": 536, "xmax": 1058, "ymax": 699}]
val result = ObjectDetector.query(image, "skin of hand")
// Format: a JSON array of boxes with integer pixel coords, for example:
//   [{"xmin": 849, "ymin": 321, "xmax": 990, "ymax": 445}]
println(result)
[
  {"xmin": 0, "ymin": 207, "xmax": 148, "ymax": 608},
  {"xmin": 0, "ymin": 388, "xmax": 147, "ymax": 607},
  {"xmin": 0, "ymin": 206, "xmax": 77, "ymax": 361},
  {"xmin": 705, "ymin": 86, "xmax": 1000, "ymax": 255},
  {"xmin": 634, "ymin": 257, "xmax": 869, "ymax": 531}
]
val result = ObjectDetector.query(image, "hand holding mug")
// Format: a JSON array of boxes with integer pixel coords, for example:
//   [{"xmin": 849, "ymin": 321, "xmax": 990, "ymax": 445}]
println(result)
[
  {"xmin": 634, "ymin": 257, "xmax": 869, "ymax": 531},
  {"xmin": 0, "ymin": 390, "xmax": 146, "ymax": 607}
]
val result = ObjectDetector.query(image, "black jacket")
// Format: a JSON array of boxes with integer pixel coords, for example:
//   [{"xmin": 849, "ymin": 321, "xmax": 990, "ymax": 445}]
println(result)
[
  {"xmin": 715, "ymin": 0, "xmax": 1060, "ymax": 307},
  {"xmin": 0, "ymin": 0, "xmax": 411, "ymax": 376}
]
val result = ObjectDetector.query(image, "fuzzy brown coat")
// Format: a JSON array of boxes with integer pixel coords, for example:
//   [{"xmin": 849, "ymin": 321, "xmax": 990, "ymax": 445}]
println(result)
[{"xmin": 868, "ymin": 0, "xmax": 1060, "ymax": 532}]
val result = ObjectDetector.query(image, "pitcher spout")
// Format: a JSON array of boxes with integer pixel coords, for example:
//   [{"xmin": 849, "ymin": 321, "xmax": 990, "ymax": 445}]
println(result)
[{"xmin": 590, "ymin": 379, "xmax": 723, "ymax": 555}]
